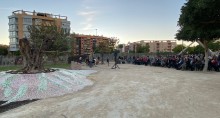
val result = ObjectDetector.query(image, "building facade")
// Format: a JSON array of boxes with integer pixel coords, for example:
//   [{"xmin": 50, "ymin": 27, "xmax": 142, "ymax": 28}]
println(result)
[
  {"xmin": 8, "ymin": 10, "xmax": 70, "ymax": 51},
  {"xmin": 127, "ymin": 40, "xmax": 177, "ymax": 53},
  {"xmin": 71, "ymin": 34, "xmax": 117, "ymax": 56}
]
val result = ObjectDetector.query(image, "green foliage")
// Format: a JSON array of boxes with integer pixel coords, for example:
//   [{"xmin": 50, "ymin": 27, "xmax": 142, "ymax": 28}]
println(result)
[
  {"xmin": 136, "ymin": 45, "xmax": 150, "ymax": 53},
  {"xmin": 187, "ymin": 41, "xmax": 220, "ymax": 54},
  {"xmin": 13, "ymin": 51, "xmax": 21, "ymax": 56},
  {"xmin": 28, "ymin": 25, "xmax": 69, "ymax": 52},
  {"xmin": 95, "ymin": 39, "xmax": 117, "ymax": 54},
  {"xmin": 0, "ymin": 65, "xmax": 22, "ymax": 71},
  {"xmin": 172, "ymin": 45, "xmax": 186, "ymax": 53},
  {"xmin": 186, "ymin": 47, "xmax": 194, "ymax": 54},
  {"xmin": 0, "ymin": 45, "xmax": 8, "ymax": 56},
  {"xmin": 96, "ymin": 41, "xmax": 111, "ymax": 54},
  {"xmin": 193, "ymin": 45, "xmax": 204, "ymax": 54},
  {"xmin": 208, "ymin": 41, "xmax": 220, "ymax": 51},
  {"xmin": 176, "ymin": 0, "xmax": 220, "ymax": 42},
  {"xmin": 129, "ymin": 50, "xmax": 135, "ymax": 53},
  {"xmin": 118, "ymin": 44, "xmax": 123, "ymax": 49}
]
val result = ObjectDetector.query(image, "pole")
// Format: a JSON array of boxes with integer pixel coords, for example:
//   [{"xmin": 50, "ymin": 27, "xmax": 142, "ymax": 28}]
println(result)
[
  {"xmin": 178, "ymin": 42, "xmax": 194, "ymax": 55},
  {"xmin": 197, "ymin": 40, "xmax": 213, "ymax": 56}
]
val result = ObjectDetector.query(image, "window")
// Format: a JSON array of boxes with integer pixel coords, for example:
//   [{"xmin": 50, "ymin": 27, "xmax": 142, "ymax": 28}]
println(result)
[
  {"xmin": 23, "ymin": 18, "xmax": 32, "ymax": 23},
  {"xmin": 10, "ymin": 38, "xmax": 18, "ymax": 43},
  {"xmin": 9, "ymin": 18, "xmax": 18, "ymax": 23},
  {"xmin": 23, "ymin": 25, "xmax": 29, "ymax": 31},
  {"xmin": 9, "ymin": 25, "xmax": 18, "ymax": 30},
  {"xmin": 9, "ymin": 31, "xmax": 18, "ymax": 37},
  {"xmin": 9, "ymin": 32, "xmax": 12, "ymax": 36}
]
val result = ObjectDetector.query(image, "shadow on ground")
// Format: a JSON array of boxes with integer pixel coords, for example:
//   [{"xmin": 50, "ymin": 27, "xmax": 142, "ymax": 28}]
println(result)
[{"xmin": 0, "ymin": 100, "xmax": 38, "ymax": 113}]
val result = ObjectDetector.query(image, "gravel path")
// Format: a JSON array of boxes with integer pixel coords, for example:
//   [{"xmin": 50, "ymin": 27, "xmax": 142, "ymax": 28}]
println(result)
[{"xmin": 1, "ymin": 63, "xmax": 220, "ymax": 118}]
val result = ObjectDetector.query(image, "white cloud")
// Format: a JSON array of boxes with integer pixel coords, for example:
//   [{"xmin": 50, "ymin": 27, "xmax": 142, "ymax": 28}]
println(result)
[
  {"xmin": 82, "ymin": 24, "xmax": 93, "ymax": 30},
  {"xmin": 78, "ymin": 10, "xmax": 97, "ymax": 30},
  {"xmin": 78, "ymin": 11, "xmax": 96, "ymax": 16},
  {"xmin": 78, "ymin": 1, "xmax": 98, "ymax": 31}
]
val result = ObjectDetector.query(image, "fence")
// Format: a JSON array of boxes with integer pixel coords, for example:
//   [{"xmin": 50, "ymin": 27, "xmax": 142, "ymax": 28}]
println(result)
[
  {"xmin": 0, "ymin": 54, "xmax": 69, "ymax": 66},
  {"xmin": 0, "ymin": 52, "xmax": 178, "ymax": 66}
]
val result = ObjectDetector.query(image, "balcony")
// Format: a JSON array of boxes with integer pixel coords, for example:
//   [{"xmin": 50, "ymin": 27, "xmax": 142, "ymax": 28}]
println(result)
[{"xmin": 8, "ymin": 28, "xmax": 18, "ymax": 32}]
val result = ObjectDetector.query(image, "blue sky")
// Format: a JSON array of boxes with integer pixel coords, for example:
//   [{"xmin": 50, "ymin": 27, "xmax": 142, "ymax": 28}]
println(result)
[{"xmin": 0, "ymin": 0, "xmax": 186, "ymax": 45}]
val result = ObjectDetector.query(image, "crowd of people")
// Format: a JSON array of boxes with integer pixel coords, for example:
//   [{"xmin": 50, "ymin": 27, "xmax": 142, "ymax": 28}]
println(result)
[
  {"xmin": 74, "ymin": 53, "xmax": 220, "ymax": 72},
  {"xmin": 129, "ymin": 54, "xmax": 220, "ymax": 72}
]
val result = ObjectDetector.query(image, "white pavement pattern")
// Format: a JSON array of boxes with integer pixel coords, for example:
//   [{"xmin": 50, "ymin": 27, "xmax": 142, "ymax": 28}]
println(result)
[
  {"xmin": 0, "ymin": 69, "xmax": 96, "ymax": 106},
  {"xmin": 0, "ymin": 64, "xmax": 220, "ymax": 118}
]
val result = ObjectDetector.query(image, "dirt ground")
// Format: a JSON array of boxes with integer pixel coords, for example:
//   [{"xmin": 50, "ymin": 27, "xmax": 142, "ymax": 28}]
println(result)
[{"xmin": 0, "ymin": 63, "xmax": 220, "ymax": 118}]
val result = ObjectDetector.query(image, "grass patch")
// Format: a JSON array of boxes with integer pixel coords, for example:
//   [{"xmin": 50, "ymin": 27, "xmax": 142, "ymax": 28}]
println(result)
[
  {"xmin": 0, "ymin": 65, "xmax": 22, "ymax": 72},
  {"xmin": 0, "ymin": 63, "xmax": 70, "ymax": 72}
]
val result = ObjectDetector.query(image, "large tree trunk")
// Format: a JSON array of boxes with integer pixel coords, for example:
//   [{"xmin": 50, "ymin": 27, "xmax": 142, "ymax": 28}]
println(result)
[
  {"xmin": 23, "ymin": 50, "xmax": 44, "ymax": 73},
  {"xmin": 19, "ymin": 38, "xmax": 44, "ymax": 73},
  {"xmin": 203, "ymin": 40, "xmax": 209, "ymax": 72},
  {"xmin": 178, "ymin": 42, "xmax": 194, "ymax": 55}
]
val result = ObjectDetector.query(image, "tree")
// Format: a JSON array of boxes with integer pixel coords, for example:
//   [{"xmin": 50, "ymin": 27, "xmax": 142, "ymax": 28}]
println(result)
[
  {"xmin": 208, "ymin": 41, "xmax": 220, "ymax": 51},
  {"xmin": 172, "ymin": 45, "xmax": 186, "ymax": 53},
  {"xmin": 136, "ymin": 45, "xmax": 150, "ymax": 53},
  {"xmin": 176, "ymin": 0, "xmax": 220, "ymax": 71},
  {"xmin": 18, "ymin": 25, "xmax": 68, "ymax": 73},
  {"xmin": 0, "ymin": 45, "xmax": 8, "ymax": 56},
  {"xmin": 186, "ymin": 47, "xmax": 194, "ymax": 54},
  {"xmin": 118, "ymin": 44, "xmax": 123, "ymax": 52},
  {"xmin": 96, "ymin": 41, "xmax": 111, "ymax": 64},
  {"xmin": 94, "ymin": 38, "xmax": 118, "ymax": 64},
  {"xmin": 193, "ymin": 45, "xmax": 204, "ymax": 54},
  {"xmin": 13, "ymin": 51, "xmax": 21, "ymax": 56},
  {"xmin": 44, "ymin": 32, "xmax": 70, "ymax": 64}
]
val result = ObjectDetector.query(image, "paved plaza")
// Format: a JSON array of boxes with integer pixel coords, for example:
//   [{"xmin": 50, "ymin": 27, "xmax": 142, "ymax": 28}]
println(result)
[{"xmin": 1, "ymin": 63, "xmax": 220, "ymax": 118}]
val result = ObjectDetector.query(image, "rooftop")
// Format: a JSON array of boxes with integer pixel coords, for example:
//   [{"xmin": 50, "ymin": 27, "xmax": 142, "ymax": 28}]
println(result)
[{"xmin": 12, "ymin": 10, "xmax": 68, "ymax": 20}]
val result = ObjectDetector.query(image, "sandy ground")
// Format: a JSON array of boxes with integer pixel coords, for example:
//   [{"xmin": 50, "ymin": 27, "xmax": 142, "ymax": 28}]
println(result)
[{"xmin": 0, "ymin": 63, "xmax": 220, "ymax": 118}]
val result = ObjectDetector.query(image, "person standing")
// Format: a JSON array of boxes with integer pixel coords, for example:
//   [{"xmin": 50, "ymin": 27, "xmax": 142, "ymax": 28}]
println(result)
[
  {"xmin": 107, "ymin": 57, "xmax": 109, "ymax": 66},
  {"xmin": 78, "ymin": 56, "xmax": 82, "ymax": 64}
]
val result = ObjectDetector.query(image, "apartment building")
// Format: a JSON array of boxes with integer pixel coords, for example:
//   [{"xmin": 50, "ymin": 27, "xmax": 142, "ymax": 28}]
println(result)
[
  {"xmin": 71, "ymin": 34, "xmax": 117, "ymax": 56},
  {"xmin": 127, "ymin": 40, "xmax": 177, "ymax": 53},
  {"xmin": 8, "ymin": 10, "xmax": 70, "ymax": 51}
]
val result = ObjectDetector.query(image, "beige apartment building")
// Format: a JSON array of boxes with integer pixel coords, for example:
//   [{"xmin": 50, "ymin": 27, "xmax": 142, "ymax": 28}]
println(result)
[
  {"xmin": 126, "ymin": 40, "xmax": 177, "ymax": 53},
  {"xmin": 8, "ymin": 10, "xmax": 70, "ymax": 51}
]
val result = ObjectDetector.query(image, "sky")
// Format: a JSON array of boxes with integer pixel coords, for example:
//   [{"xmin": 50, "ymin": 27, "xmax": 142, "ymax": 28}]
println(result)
[{"xmin": 0, "ymin": 0, "xmax": 187, "ymax": 45}]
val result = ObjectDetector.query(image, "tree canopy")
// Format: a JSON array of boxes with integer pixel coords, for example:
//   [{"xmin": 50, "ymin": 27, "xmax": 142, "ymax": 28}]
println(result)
[
  {"xmin": 136, "ymin": 45, "xmax": 150, "ymax": 53},
  {"xmin": 172, "ymin": 45, "xmax": 186, "ymax": 53},
  {"xmin": 96, "ymin": 41, "xmax": 111, "ymax": 54},
  {"xmin": 0, "ymin": 45, "xmax": 8, "ymax": 56},
  {"xmin": 176, "ymin": 0, "xmax": 220, "ymax": 42},
  {"xmin": 28, "ymin": 25, "xmax": 69, "ymax": 52},
  {"xmin": 118, "ymin": 44, "xmax": 123, "ymax": 49},
  {"xmin": 176, "ymin": 0, "xmax": 220, "ymax": 71},
  {"xmin": 95, "ymin": 38, "xmax": 118, "ymax": 54}
]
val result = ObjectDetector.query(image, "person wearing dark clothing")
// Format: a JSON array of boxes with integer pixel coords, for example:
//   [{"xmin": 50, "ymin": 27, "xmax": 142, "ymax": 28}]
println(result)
[{"xmin": 107, "ymin": 57, "xmax": 109, "ymax": 66}]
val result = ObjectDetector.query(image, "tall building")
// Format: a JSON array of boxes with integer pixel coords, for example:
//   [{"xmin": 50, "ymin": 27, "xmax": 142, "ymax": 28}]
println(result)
[{"xmin": 8, "ymin": 10, "xmax": 70, "ymax": 51}]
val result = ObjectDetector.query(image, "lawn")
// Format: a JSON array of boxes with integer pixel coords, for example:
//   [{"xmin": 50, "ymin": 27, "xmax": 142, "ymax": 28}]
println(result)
[{"xmin": 0, "ymin": 63, "xmax": 70, "ymax": 72}]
